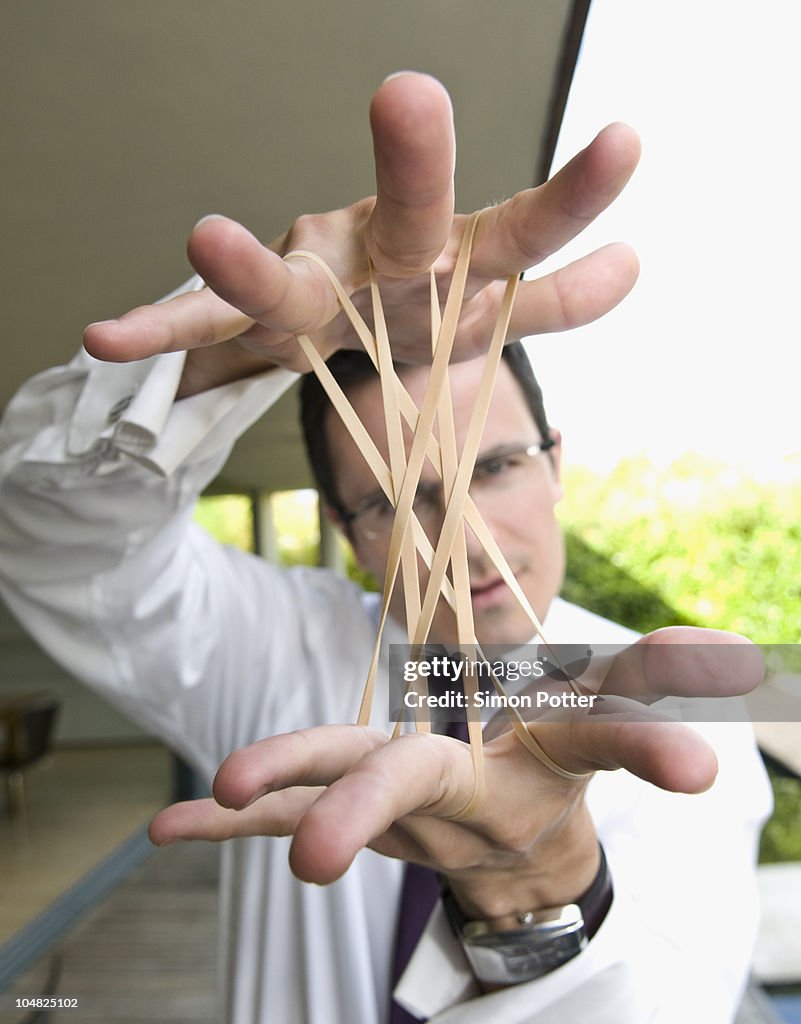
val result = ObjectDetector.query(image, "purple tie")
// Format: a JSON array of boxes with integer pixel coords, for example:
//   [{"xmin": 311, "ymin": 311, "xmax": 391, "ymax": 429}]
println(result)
[
  {"xmin": 389, "ymin": 713, "xmax": 469, "ymax": 1023},
  {"xmin": 389, "ymin": 860, "xmax": 445, "ymax": 1022}
]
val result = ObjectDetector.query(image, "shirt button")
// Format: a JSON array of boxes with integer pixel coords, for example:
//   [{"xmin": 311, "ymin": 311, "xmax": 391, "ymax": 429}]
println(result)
[{"xmin": 107, "ymin": 395, "xmax": 134, "ymax": 424}]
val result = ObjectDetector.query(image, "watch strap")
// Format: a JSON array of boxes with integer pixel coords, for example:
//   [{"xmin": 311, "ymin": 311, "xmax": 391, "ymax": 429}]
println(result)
[
  {"xmin": 440, "ymin": 843, "xmax": 612, "ymax": 985},
  {"xmin": 575, "ymin": 842, "xmax": 613, "ymax": 941}
]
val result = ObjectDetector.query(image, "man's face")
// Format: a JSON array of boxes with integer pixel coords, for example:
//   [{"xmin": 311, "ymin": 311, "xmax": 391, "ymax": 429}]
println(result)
[{"xmin": 325, "ymin": 356, "xmax": 565, "ymax": 647}]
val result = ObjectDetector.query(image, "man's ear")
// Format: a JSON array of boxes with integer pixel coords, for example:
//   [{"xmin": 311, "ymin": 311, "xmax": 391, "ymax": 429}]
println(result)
[
  {"xmin": 322, "ymin": 502, "xmax": 343, "ymax": 530},
  {"xmin": 323, "ymin": 502, "xmax": 367, "ymax": 566}
]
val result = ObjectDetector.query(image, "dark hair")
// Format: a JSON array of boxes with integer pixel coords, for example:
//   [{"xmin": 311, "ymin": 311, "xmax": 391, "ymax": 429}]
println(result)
[{"xmin": 299, "ymin": 341, "xmax": 551, "ymax": 515}]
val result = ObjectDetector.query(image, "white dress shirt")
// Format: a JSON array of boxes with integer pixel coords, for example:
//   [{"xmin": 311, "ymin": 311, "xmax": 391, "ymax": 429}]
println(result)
[{"xmin": 0, "ymin": 332, "xmax": 772, "ymax": 1023}]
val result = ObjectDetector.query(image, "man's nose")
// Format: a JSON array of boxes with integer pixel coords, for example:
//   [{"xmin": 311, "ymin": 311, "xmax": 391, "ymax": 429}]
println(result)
[
  {"xmin": 462, "ymin": 512, "xmax": 491, "ymax": 569},
  {"xmin": 426, "ymin": 481, "xmax": 495, "ymax": 567}
]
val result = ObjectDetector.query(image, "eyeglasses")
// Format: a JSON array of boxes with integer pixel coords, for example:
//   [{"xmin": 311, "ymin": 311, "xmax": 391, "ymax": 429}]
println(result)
[{"xmin": 339, "ymin": 439, "xmax": 556, "ymax": 542}]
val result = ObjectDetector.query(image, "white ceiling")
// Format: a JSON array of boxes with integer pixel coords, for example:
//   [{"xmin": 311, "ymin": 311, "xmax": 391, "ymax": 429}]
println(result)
[{"xmin": 2, "ymin": 1, "xmax": 579, "ymax": 492}]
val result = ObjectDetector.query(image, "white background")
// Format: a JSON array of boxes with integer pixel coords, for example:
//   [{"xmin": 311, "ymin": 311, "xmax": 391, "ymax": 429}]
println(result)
[{"xmin": 526, "ymin": 0, "xmax": 801, "ymax": 481}]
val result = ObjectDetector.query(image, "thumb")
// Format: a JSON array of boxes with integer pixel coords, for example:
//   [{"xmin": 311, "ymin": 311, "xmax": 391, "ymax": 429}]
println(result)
[{"xmin": 538, "ymin": 702, "xmax": 719, "ymax": 794}]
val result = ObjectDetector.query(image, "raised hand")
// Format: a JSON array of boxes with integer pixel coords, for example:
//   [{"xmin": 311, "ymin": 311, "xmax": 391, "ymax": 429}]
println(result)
[
  {"xmin": 149, "ymin": 629, "xmax": 761, "ymax": 916},
  {"xmin": 83, "ymin": 72, "xmax": 641, "ymax": 396}
]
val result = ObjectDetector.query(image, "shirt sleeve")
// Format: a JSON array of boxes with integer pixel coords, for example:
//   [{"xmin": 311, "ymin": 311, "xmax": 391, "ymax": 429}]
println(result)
[{"xmin": 0, "ymin": 282, "xmax": 310, "ymax": 778}]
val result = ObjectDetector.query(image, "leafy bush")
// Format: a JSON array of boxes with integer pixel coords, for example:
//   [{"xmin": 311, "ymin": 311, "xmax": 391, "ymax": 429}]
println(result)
[
  {"xmin": 559, "ymin": 456, "xmax": 801, "ymax": 644},
  {"xmin": 560, "ymin": 457, "xmax": 801, "ymax": 864},
  {"xmin": 760, "ymin": 763, "xmax": 801, "ymax": 863},
  {"xmin": 192, "ymin": 494, "xmax": 253, "ymax": 550},
  {"xmin": 562, "ymin": 531, "xmax": 696, "ymax": 634}
]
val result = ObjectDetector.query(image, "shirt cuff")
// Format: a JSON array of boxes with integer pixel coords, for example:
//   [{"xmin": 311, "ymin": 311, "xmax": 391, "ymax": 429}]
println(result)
[
  {"xmin": 393, "ymin": 869, "xmax": 652, "ymax": 1023},
  {"xmin": 114, "ymin": 356, "xmax": 297, "ymax": 476},
  {"xmin": 58, "ymin": 275, "xmax": 299, "ymax": 476}
]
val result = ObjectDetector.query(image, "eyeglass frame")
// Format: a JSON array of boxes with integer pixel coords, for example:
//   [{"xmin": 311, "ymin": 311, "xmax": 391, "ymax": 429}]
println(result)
[{"xmin": 337, "ymin": 438, "xmax": 557, "ymax": 542}]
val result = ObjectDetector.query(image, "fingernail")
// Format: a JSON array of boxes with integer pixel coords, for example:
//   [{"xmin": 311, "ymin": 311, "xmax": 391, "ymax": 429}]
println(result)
[
  {"xmin": 192, "ymin": 213, "xmax": 225, "ymax": 231},
  {"xmin": 85, "ymin": 319, "xmax": 118, "ymax": 329},
  {"xmin": 381, "ymin": 70, "xmax": 417, "ymax": 84},
  {"xmin": 240, "ymin": 785, "xmax": 272, "ymax": 809}
]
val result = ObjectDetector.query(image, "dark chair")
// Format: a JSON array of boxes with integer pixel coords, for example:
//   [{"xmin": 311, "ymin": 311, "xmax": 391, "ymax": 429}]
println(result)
[{"xmin": 0, "ymin": 695, "xmax": 59, "ymax": 819}]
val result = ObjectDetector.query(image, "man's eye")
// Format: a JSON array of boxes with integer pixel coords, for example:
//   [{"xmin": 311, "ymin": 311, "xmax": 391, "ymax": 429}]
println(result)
[
  {"xmin": 373, "ymin": 498, "xmax": 394, "ymax": 519},
  {"xmin": 413, "ymin": 488, "xmax": 441, "ymax": 516},
  {"xmin": 474, "ymin": 455, "xmax": 519, "ymax": 480}
]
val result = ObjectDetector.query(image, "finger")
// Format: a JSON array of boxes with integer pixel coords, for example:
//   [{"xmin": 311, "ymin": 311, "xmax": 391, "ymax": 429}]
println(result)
[
  {"xmin": 83, "ymin": 286, "xmax": 252, "ymax": 363},
  {"xmin": 186, "ymin": 215, "xmax": 347, "ymax": 335},
  {"xmin": 148, "ymin": 788, "xmax": 321, "ymax": 845},
  {"xmin": 485, "ymin": 630, "xmax": 763, "ymax": 733},
  {"xmin": 211, "ymin": 725, "xmax": 389, "ymax": 810},
  {"xmin": 600, "ymin": 628, "xmax": 765, "ymax": 704},
  {"xmin": 289, "ymin": 733, "xmax": 474, "ymax": 884},
  {"xmin": 508, "ymin": 241, "xmax": 640, "ymax": 335},
  {"xmin": 536, "ymin": 706, "xmax": 720, "ymax": 794},
  {"xmin": 366, "ymin": 72, "xmax": 455, "ymax": 277},
  {"xmin": 472, "ymin": 122, "xmax": 642, "ymax": 277}
]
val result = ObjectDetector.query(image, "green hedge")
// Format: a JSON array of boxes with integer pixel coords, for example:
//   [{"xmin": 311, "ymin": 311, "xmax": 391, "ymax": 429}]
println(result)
[
  {"xmin": 559, "ymin": 458, "xmax": 801, "ymax": 863},
  {"xmin": 558, "ymin": 457, "xmax": 801, "ymax": 644}
]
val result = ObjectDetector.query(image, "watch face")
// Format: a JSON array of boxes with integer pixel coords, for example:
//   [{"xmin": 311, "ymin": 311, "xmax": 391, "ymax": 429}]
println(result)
[
  {"xmin": 460, "ymin": 906, "xmax": 587, "ymax": 985},
  {"xmin": 464, "ymin": 927, "xmax": 588, "ymax": 985}
]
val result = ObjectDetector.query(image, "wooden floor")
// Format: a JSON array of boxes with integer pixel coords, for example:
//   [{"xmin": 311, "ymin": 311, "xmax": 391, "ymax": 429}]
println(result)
[
  {"xmin": 2, "ymin": 841, "xmax": 219, "ymax": 1023},
  {"xmin": 0, "ymin": 746, "xmax": 173, "ymax": 943}
]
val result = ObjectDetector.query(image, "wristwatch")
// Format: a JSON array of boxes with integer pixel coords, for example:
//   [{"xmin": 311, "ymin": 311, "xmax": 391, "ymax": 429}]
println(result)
[{"xmin": 440, "ymin": 844, "xmax": 612, "ymax": 986}]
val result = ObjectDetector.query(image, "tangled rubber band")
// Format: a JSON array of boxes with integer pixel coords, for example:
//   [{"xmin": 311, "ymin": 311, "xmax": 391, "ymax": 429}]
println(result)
[{"xmin": 286, "ymin": 212, "xmax": 590, "ymax": 816}]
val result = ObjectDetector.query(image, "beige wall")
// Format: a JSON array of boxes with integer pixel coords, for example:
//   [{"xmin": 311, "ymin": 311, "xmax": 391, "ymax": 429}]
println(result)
[{"xmin": 2, "ymin": 0, "xmax": 572, "ymax": 495}]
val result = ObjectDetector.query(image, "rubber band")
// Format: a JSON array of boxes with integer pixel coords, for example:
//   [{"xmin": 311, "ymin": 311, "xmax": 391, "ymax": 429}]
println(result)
[
  {"xmin": 285, "ymin": 258, "xmax": 583, "ymax": 690},
  {"xmin": 286, "ymin": 217, "xmax": 591, "ymax": 804}
]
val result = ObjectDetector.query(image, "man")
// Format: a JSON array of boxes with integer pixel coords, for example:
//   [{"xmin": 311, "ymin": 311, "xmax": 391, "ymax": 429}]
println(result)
[{"xmin": 0, "ymin": 73, "xmax": 770, "ymax": 1022}]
